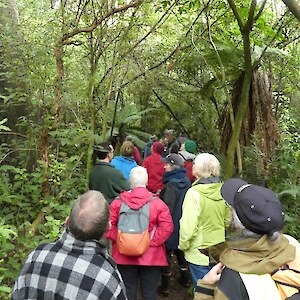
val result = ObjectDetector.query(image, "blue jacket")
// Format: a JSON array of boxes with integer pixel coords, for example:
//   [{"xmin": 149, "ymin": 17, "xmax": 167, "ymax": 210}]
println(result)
[
  {"xmin": 160, "ymin": 168, "xmax": 191, "ymax": 249},
  {"xmin": 111, "ymin": 156, "xmax": 137, "ymax": 180}
]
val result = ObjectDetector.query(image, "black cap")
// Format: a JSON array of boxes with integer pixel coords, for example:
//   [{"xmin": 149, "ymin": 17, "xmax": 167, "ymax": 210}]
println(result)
[
  {"xmin": 161, "ymin": 153, "xmax": 184, "ymax": 167},
  {"xmin": 221, "ymin": 178, "xmax": 285, "ymax": 235}
]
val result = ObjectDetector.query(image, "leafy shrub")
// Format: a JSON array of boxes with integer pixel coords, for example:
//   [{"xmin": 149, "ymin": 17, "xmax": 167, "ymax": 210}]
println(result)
[{"xmin": 0, "ymin": 154, "xmax": 86, "ymax": 299}]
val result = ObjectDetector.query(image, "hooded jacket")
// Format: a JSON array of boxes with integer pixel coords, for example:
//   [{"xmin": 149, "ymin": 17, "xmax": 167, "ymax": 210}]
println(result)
[
  {"xmin": 194, "ymin": 235, "xmax": 296, "ymax": 300},
  {"xmin": 179, "ymin": 178, "xmax": 230, "ymax": 265},
  {"xmin": 142, "ymin": 153, "xmax": 165, "ymax": 193},
  {"xmin": 111, "ymin": 156, "xmax": 137, "ymax": 180},
  {"xmin": 160, "ymin": 168, "xmax": 191, "ymax": 249},
  {"xmin": 179, "ymin": 151, "xmax": 197, "ymax": 182},
  {"xmin": 105, "ymin": 187, "xmax": 173, "ymax": 266}
]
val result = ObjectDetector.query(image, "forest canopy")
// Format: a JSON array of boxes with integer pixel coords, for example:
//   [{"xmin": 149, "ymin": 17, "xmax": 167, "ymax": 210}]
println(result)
[{"xmin": 0, "ymin": 0, "xmax": 299, "ymax": 298}]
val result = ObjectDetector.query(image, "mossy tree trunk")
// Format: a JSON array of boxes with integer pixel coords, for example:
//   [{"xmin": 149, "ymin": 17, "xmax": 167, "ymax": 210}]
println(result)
[{"xmin": 224, "ymin": 0, "xmax": 259, "ymax": 179}]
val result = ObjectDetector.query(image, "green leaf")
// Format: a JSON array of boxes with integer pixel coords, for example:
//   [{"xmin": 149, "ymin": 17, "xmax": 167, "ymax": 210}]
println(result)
[{"xmin": 0, "ymin": 285, "xmax": 11, "ymax": 293}]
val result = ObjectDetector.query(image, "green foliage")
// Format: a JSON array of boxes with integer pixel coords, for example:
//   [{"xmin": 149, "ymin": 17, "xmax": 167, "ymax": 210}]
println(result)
[
  {"xmin": 0, "ymin": 221, "xmax": 17, "ymax": 297},
  {"xmin": 278, "ymin": 186, "xmax": 300, "ymax": 240},
  {"xmin": 0, "ymin": 118, "xmax": 11, "ymax": 131},
  {"xmin": 0, "ymin": 152, "xmax": 85, "ymax": 298},
  {"xmin": 1, "ymin": 0, "xmax": 300, "ymax": 296}
]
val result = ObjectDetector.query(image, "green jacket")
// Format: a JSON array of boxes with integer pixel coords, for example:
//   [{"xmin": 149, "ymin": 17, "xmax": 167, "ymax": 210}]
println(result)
[
  {"xmin": 178, "ymin": 178, "xmax": 230, "ymax": 265},
  {"xmin": 89, "ymin": 161, "xmax": 130, "ymax": 204}
]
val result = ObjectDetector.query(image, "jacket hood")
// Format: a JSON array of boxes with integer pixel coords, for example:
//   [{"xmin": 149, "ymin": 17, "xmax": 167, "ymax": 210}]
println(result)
[
  {"xmin": 179, "ymin": 150, "xmax": 196, "ymax": 161},
  {"xmin": 192, "ymin": 177, "xmax": 223, "ymax": 201},
  {"xmin": 119, "ymin": 187, "xmax": 155, "ymax": 209},
  {"xmin": 151, "ymin": 152, "xmax": 165, "ymax": 162},
  {"xmin": 162, "ymin": 168, "xmax": 187, "ymax": 184},
  {"xmin": 112, "ymin": 156, "xmax": 135, "ymax": 165},
  {"xmin": 220, "ymin": 234, "xmax": 295, "ymax": 274}
]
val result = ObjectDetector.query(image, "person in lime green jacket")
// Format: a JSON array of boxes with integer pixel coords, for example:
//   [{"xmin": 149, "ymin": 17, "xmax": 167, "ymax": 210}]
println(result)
[{"xmin": 178, "ymin": 153, "xmax": 230, "ymax": 288}]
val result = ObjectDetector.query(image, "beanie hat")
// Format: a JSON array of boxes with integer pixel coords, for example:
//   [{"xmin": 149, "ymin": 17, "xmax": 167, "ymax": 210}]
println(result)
[
  {"xmin": 152, "ymin": 142, "xmax": 164, "ymax": 154},
  {"xmin": 221, "ymin": 178, "xmax": 285, "ymax": 235},
  {"xmin": 185, "ymin": 140, "xmax": 197, "ymax": 154},
  {"xmin": 120, "ymin": 141, "xmax": 134, "ymax": 157}
]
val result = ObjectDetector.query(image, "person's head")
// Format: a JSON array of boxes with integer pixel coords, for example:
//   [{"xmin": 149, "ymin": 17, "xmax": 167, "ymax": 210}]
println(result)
[
  {"xmin": 192, "ymin": 153, "xmax": 220, "ymax": 179},
  {"xmin": 185, "ymin": 140, "xmax": 197, "ymax": 154},
  {"xmin": 178, "ymin": 135, "xmax": 188, "ymax": 150},
  {"xmin": 165, "ymin": 129, "xmax": 176, "ymax": 143},
  {"xmin": 170, "ymin": 143, "xmax": 179, "ymax": 153},
  {"xmin": 120, "ymin": 141, "xmax": 134, "ymax": 157},
  {"xmin": 94, "ymin": 142, "xmax": 114, "ymax": 161},
  {"xmin": 221, "ymin": 179, "xmax": 285, "ymax": 241},
  {"xmin": 129, "ymin": 166, "xmax": 148, "ymax": 189},
  {"xmin": 67, "ymin": 191, "xmax": 109, "ymax": 241},
  {"xmin": 149, "ymin": 134, "xmax": 157, "ymax": 142},
  {"xmin": 161, "ymin": 153, "xmax": 184, "ymax": 172},
  {"xmin": 125, "ymin": 135, "xmax": 134, "ymax": 143},
  {"xmin": 151, "ymin": 141, "xmax": 164, "ymax": 155}
]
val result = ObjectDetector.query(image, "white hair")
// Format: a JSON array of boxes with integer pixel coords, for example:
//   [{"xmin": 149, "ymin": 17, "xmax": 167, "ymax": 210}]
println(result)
[
  {"xmin": 193, "ymin": 153, "xmax": 220, "ymax": 179},
  {"xmin": 129, "ymin": 166, "xmax": 148, "ymax": 189},
  {"xmin": 231, "ymin": 208, "xmax": 281, "ymax": 242}
]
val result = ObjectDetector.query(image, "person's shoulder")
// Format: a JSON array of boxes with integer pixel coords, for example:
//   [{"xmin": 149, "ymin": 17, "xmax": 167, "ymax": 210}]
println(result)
[
  {"xmin": 218, "ymin": 268, "xmax": 248, "ymax": 299},
  {"xmin": 151, "ymin": 195, "xmax": 171, "ymax": 210},
  {"xmin": 23, "ymin": 241, "xmax": 57, "ymax": 265}
]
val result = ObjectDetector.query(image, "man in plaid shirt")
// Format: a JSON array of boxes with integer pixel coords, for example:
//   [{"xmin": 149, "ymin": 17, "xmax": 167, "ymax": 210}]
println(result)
[{"xmin": 12, "ymin": 191, "xmax": 127, "ymax": 300}]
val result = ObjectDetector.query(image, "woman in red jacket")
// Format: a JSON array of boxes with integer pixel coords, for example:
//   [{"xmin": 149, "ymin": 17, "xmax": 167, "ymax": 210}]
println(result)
[
  {"xmin": 142, "ymin": 141, "xmax": 165, "ymax": 194},
  {"xmin": 106, "ymin": 166, "xmax": 173, "ymax": 300}
]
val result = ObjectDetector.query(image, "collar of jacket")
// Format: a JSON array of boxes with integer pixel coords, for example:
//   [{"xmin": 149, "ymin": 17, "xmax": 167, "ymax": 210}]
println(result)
[
  {"xmin": 193, "ymin": 176, "xmax": 221, "ymax": 185},
  {"xmin": 162, "ymin": 168, "xmax": 187, "ymax": 184}
]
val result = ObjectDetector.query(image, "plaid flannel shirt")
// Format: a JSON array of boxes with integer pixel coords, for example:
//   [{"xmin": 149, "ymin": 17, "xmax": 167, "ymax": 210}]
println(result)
[{"xmin": 12, "ymin": 229, "xmax": 127, "ymax": 300}]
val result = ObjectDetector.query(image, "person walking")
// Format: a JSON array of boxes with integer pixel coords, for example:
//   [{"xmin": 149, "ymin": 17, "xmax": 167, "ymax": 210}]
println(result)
[
  {"xmin": 89, "ymin": 141, "xmax": 130, "ymax": 204},
  {"xmin": 194, "ymin": 178, "xmax": 297, "ymax": 300},
  {"xmin": 142, "ymin": 141, "xmax": 165, "ymax": 194},
  {"xmin": 111, "ymin": 141, "xmax": 137, "ymax": 180},
  {"xmin": 179, "ymin": 139, "xmax": 197, "ymax": 183},
  {"xmin": 106, "ymin": 166, "xmax": 173, "ymax": 300},
  {"xmin": 162, "ymin": 129, "xmax": 179, "ymax": 157},
  {"xmin": 125, "ymin": 135, "xmax": 141, "ymax": 165},
  {"xmin": 12, "ymin": 191, "xmax": 127, "ymax": 300},
  {"xmin": 179, "ymin": 153, "xmax": 230, "ymax": 287},
  {"xmin": 158, "ymin": 153, "xmax": 191, "ymax": 296}
]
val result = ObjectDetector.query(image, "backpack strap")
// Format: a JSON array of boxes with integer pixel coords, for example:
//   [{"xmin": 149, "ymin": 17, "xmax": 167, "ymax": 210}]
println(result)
[{"xmin": 272, "ymin": 267, "xmax": 300, "ymax": 290}]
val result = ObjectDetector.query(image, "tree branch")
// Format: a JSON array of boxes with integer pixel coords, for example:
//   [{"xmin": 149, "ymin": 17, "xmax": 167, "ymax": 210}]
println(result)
[
  {"xmin": 245, "ymin": 0, "xmax": 257, "ymax": 32},
  {"xmin": 227, "ymin": 0, "xmax": 245, "ymax": 31},
  {"xmin": 62, "ymin": 0, "xmax": 143, "ymax": 43},
  {"xmin": 254, "ymin": 0, "xmax": 267, "ymax": 22},
  {"xmin": 151, "ymin": 89, "xmax": 189, "ymax": 136},
  {"xmin": 97, "ymin": 0, "xmax": 178, "ymax": 87}
]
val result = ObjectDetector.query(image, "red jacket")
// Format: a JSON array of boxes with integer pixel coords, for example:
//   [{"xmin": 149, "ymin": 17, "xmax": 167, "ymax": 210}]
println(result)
[
  {"xmin": 142, "ymin": 153, "xmax": 165, "ymax": 193},
  {"xmin": 133, "ymin": 146, "xmax": 141, "ymax": 165},
  {"xmin": 105, "ymin": 187, "xmax": 173, "ymax": 266},
  {"xmin": 184, "ymin": 160, "xmax": 196, "ymax": 183}
]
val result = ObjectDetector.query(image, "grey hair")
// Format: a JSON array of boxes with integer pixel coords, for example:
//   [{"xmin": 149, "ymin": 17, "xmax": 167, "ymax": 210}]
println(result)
[
  {"xmin": 193, "ymin": 153, "xmax": 220, "ymax": 179},
  {"xmin": 231, "ymin": 209, "xmax": 281, "ymax": 242},
  {"xmin": 129, "ymin": 166, "xmax": 148, "ymax": 189},
  {"xmin": 170, "ymin": 164, "xmax": 181, "ymax": 170},
  {"xmin": 68, "ymin": 191, "xmax": 109, "ymax": 241}
]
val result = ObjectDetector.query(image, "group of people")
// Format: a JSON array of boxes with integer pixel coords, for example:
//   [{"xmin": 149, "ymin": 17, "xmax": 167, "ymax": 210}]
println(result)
[{"xmin": 12, "ymin": 130, "xmax": 299, "ymax": 300}]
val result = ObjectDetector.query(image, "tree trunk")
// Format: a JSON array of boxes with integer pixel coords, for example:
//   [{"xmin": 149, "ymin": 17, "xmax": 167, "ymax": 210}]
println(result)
[
  {"xmin": 225, "ymin": 33, "xmax": 253, "ymax": 178},
  {"xmin": 282, "ymin": 0, "xmax": 300, "ymax": 21},
  {"xmin": 224, "ymin": 0, "xmax": 256, "ymax": 179},
  {"xmin": 86, "ymin": 60, "xmax": 97, "ymax": 181}
]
